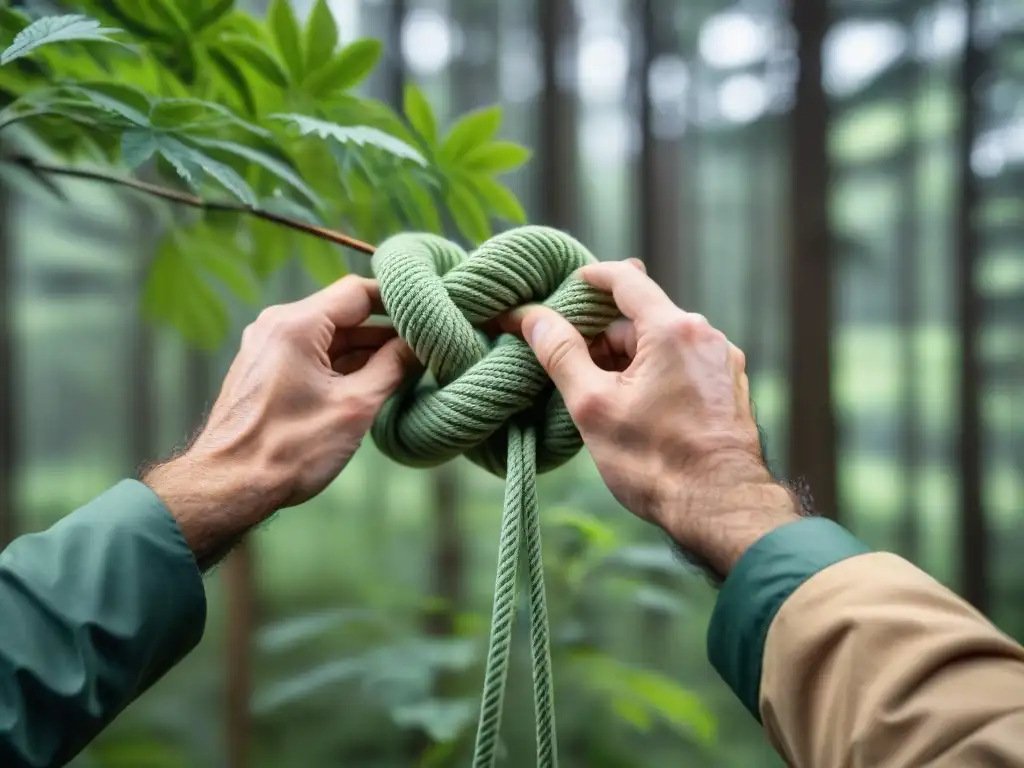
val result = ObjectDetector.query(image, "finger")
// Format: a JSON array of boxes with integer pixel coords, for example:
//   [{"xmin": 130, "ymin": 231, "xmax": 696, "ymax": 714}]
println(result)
[
  {"xmin": 328, "ymin": 326, "xmax": 397, "ymax": 359},
  {"xmin": 333, "ymin": 349, "xmax": 375, "ymax": 375},
  {"xmin": 626, "ymin": 258, "xmax": 646, "ymax": 274},
  {"xmin": 492, "ymin": 302, "xmax": 538, "ymax": 339},
  {"xmin": 520, "ymin": 306, "xmax": 605, "ymax": 399},
  {"xmin": 303, "ymin": 275, "xmax": 386, "ymax": 329},
  {"xmin": 577, "ymin": 261, "xmax": 675, "ymax": 321},
  {"xmin": 588, "ymin": 319, "xmax": 637, "ymax": 372},
  {"xmin": 598, "ymin": 318, "xmax": 638, "ymax": 359},
  {"xmin": 342, "ymin": 337, "xmax": 418, "ymax": 405}
]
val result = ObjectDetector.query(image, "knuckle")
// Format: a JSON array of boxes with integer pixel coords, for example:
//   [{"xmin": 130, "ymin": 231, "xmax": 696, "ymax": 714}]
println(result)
[
  {"xmin": 544, "ymin": 335, "xmax": 577, "ymax": 373},
  {"xmin": 730, "ymin": 343, "xmax": 747, "ymax": 371},
  {"xmin": 659, "ymin": 312, "xmax": 722, "ymax": 344},
  {"xmin": 572, "ymin": 387, "xmax": 609, "ymax": 425},
  {"xmin": 338, "ymin": 389, "xmax": 378, "ymax": 423}
]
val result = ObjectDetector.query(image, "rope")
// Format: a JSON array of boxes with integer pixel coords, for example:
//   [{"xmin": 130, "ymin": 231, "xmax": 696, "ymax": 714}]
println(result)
[{"xmin": 370, "ymin": 225, "xmax": 619, "ymax": 767}]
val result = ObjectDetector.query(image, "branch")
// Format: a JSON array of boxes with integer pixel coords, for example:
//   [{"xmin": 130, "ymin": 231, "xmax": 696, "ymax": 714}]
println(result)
[{"xmin": 2, "ymin": 154, "xmax": 377, "ymax": 255}]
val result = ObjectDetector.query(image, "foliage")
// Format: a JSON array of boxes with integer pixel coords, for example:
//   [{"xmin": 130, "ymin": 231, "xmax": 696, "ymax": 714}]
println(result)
[
  {"xmin": 0, "ymin": 1, "xmax": 530, "ymax": 349},
  {"xmin": 245, "ymin": 506, "xmax": 715, "ymax": 760}
]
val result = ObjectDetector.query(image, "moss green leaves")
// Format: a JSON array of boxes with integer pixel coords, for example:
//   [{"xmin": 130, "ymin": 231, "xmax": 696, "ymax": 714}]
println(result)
[
  {"xmin": 0, "ymin": 9, "xmax": 533, "ymax": 348},
  {"xmin": 0, "ymin": 14, "xmax": 125, "ymax": 65}
]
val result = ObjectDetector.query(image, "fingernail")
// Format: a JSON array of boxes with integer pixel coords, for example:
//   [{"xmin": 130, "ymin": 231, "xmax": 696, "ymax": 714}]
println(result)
[{"xmin": 530, "ymin": 318, "xmax": 549, "ymax": 348}]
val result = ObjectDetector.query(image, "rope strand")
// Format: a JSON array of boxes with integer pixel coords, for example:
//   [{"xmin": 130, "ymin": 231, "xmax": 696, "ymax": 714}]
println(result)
[{"xmin": 370, "ymin": 226, "xmax": 619, "ymax": 766}]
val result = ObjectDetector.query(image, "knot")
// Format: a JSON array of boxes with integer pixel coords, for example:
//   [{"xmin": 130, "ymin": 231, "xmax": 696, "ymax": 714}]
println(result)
[{"xmin": 370, "ymin": 225, "xmax": 619, "ymax": 476}]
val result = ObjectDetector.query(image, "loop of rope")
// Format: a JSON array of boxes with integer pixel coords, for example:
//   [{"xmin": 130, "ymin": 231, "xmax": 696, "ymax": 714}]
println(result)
[{"xmin": 369, "ymin": 225, "xmax": 619, "ymax": 767}]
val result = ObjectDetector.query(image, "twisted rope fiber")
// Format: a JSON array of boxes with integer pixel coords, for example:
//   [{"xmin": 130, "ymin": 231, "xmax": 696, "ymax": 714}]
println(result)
[{"xmin": 370, "ymin": 226, "xmax": 620, "ymax": 767}]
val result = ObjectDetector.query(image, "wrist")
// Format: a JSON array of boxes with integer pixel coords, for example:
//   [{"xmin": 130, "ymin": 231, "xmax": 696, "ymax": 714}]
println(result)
[
  {"xmin": 658, "ymin": 468, "xmax": 802, "ymax": 581},
  {"xmin": 143, "ymin": 448, "xmax": 280, "ymax": 570}
]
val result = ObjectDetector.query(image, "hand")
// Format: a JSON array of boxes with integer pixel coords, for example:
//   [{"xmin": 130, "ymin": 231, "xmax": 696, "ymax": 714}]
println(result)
[
  {"xmin": 145, "ymin": 276, "xmax": 416, "ymax": 568},
  {"xmin": 514, "ymin": 262, "xmax": 800, "ymax": 578}
]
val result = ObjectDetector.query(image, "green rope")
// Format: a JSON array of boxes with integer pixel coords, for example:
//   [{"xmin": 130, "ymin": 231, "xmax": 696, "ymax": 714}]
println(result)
[{"xmin": 370, "ymin": 226, "xmax": 619, "ymax": 767}]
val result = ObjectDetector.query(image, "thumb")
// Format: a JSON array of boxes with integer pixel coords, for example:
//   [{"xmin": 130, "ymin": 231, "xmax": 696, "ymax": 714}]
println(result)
[
  {"xmin": 343, "ymin": 336, "xmax": 419, "ymax": 406},
  {"xmin": 520, "ymin": 306, "xmax": 600, "ymax": 398}
]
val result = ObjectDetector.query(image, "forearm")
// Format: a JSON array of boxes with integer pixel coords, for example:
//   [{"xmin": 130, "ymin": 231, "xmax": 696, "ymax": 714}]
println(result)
[
  {"xmin": 0, "ymin": 482, "xmax": 206, "ymax": 767},
  {"xmin": 658, "ymin": 472, "xmax": 803, "ymax": 582},
  {"xmin": 143, "ymin": 449, "xmax": 279, "ymax": 571}
]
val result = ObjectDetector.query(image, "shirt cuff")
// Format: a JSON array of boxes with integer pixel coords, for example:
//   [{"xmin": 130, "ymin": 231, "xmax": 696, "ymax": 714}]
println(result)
[{"xmin": 706, "ymin": 517, "xmax": 871, "ymax": 721}]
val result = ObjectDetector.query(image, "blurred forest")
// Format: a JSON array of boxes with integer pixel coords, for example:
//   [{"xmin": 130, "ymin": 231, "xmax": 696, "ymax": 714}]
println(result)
[{"xmin": 1, "ymin": 0, "xmax": 1022, "ymax": 766}]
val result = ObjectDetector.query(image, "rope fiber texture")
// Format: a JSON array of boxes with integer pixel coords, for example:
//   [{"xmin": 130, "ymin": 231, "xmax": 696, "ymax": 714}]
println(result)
[{"xmin": 370, "ymin": 225, "xmax": 620, "ymax": 767}]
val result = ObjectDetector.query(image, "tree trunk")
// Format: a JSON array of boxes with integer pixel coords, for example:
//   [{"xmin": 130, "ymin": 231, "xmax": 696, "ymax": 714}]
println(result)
[
  {"xmin": 954, "ymin": 0, "xmax": 988, "ymax": 611},
  {"xmin": 787, "ymin": 0, "xmax": 838, "ymax": 521},
  {"xmin": 635, "ymin": 0, "xmax": 683, "ymax": 672},
  {"xmin": 386, "ymin": 0, "xmax": 407, "ymax": 110},
  {"xmin": 637, "ymin": 0, "xmax": 683, "ymax": 303},
  {"xmin": 0, "ymin": 169, "xmax": 16, "ymax": 547},
  {"xmin": 127, "ymin": 204, "xmax": 157, "ymax": 473},
  {"xmin": 896, "ymin": 60, "xmax": 922, "ymax": 564},
  {"xmin": 225, "ymin": 542, "xmax": 254, "ymax": 768},
  {"xmin": 745, "ymin": 119, "xmax": 777, "ymax": 384},
  {"xmin": 185, "ymin": 348, "xmax": 253, "ymax": 768},
  {"xmin": 538, "ymin": 0, "xmax": 578, "ymax": 231}
]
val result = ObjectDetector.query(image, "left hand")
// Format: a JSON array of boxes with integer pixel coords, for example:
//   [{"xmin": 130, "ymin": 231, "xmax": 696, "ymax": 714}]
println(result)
[{"xmin": 146, "ymin": 276, "xmax": 415, "ymax": 564}]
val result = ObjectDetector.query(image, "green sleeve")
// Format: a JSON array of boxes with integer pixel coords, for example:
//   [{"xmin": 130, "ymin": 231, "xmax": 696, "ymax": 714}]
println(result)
[
  {"xmin": 0, "ymin": 480, "xmax": 207, "ymax": 767},
  {"xmin": 706, "ymin": 517, "xmax": 871, "ymax": 721}
]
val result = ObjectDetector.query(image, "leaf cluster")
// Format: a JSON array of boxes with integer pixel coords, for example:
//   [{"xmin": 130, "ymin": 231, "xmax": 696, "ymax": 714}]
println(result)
[{"xmin": 0, "ymin": 1, "xmax": 532, "ymax": 348}]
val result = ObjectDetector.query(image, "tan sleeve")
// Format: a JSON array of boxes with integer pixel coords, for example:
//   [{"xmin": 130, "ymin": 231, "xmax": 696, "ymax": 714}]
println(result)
[{"xmin": 760, "ymin": 552, "xmax": 1024, "ymax": 767}]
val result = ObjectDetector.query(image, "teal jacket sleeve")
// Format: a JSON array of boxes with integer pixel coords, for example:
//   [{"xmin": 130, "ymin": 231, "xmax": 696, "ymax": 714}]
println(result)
[
  {"xmin": 706, "ymin": 517, "xmax": 870, "ymax": 719},
  {"xmin": 0, "ymin": 480, "xmax": 207, "ymax": 768}
]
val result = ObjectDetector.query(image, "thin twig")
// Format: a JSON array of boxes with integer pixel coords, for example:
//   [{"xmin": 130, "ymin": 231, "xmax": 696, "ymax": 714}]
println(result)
[{"xmin": 2, "ymin": 153, "xmax": 377, "ymax": 255}]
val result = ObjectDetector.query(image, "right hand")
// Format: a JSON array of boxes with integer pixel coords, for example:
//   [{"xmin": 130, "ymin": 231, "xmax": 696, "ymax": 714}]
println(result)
[{"xmin": 514, "ymin": 261, "xmax": 799, "ymax": 576}]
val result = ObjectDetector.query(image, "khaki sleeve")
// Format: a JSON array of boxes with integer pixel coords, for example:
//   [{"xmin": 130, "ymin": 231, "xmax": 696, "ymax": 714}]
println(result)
[{"xmin": 761, "ymin": 552, "xmax": 1024, "ymax": 768}]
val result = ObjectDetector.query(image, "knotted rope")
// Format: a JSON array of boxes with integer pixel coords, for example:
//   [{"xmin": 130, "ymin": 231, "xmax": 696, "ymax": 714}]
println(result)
[{"xmin": 370, "ymin": 225, "xmax": 619, "ymax": 767}]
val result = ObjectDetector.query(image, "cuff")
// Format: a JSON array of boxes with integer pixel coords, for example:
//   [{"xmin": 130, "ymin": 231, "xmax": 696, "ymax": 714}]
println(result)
[{"xmin": 706, "ymin": 517, "xmax": 871, "ymax": 721}]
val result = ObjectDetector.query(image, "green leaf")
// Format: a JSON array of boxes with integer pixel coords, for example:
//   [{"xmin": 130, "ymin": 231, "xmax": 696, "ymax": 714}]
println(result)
[
  {"xmin": 0, "ymin": 9, "xmax": 29, "ymax": 36},
  {"xmin": 202, "ymin": 246, "xmax": 261, "ymax": 305},
  {"xmin": 304, "ymin": 0, "xmax": 337, "ymax": 74},
  {"xmin": 438, "ymin": 106, "xmax": 501, "ymax": 164},
  {"xmin": 172, "ymin": 141, "xmax": 257, "ymax": 205},
  {"xmin": 125, "ymin": 130, "xmax": 259, "ymax": 205},
  {"xmin": 259, "ymin": 194, "xmax": 324, "ymax": 226},
  {"xmin": 390, "ymin": 699, "xmax": 476, "ymax": 744},
  {"xmin": 469, "ymin": 175, "xmax": 527, "ymax": 224},
  {"xmin": 216, "ymin": 33, "xmax": 289, "ymax": 89},
  {"xmin": 69, "ymin": 83, "xmax": 151, "ymax": 126},
  {"xmin": 208, "ymin": 48, "xmax": 255, "ymax": 115},
  {"xmin": 148, "ymin": 97, "xmax": 269, "ymax": 136},
  {"xmin": 248, "ymin": 217, "xmax": 290, "ymax": 277},
  {"xmin": 304, "ymin": 38, "xmax": 382, "ymax": 99},
  {"xmin": 143, "ymin": 235, "xmax": 230, "ymax": 350},
  {"xmin": 299, "ymin": 237, "xmax": 347, "ymax": 286},
  {"xmin": 403, "ymin": 82, "xmax": 436, "ymax": 147},
  {"xmin": 272, "ymin": 113, "xmax": 427, "ymax": 165},
  {"xmin": 461, "ymin": 141, "xmax": 531, "ymax": 174},
  {"xmin": 446, "ymin": 181, "xmax": 490, "ymax": 245},
  {"xmin": 612, "ymin": 697, "xmax": 654, "ymax": 732},
  {"xmin": 188, "ymin": 136, "xmax": 322, "ymax": 208},
  {"xmin": 397, "ymin": 176, "xmax": 441, "ymax": 233},
  {"xmin": 1, "ymin": 14, "xmax": 124, "ymax": 65},
  {"xmin": 194, "ymin": 0, "xmax": 234, "ymax": 31},
  {"xmin": 149, "ymin": 98, "xmax": 208, "ymax": 128},
  {"xmin": 91, "ymin": 0, "xmax": 165, "ymax": 40},
  {"xmin": 120, "ymin": 127, "xmax": 158, "ymax": 168},
  {"xmin": 572, "ymin": 653, "xmax": 716, "ymax": 746},
  {"xmin": 268, "ymin": 0, "xmax": 303, "ymax": 82},
  {"xmin": 141, "ymin": 0, "xmax": 191, "ymax": 40}
]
